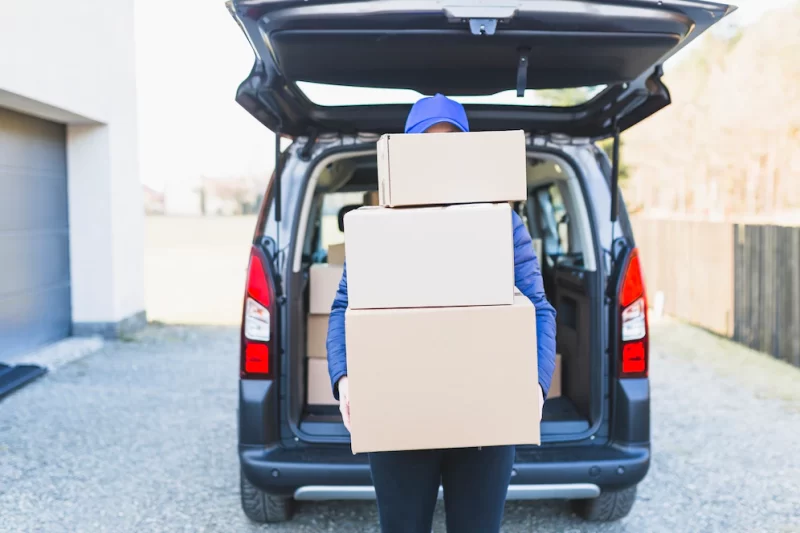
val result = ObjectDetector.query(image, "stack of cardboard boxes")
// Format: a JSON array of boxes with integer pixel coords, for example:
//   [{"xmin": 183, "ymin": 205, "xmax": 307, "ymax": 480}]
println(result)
[
  {"xmin": 306, "ymin": 192, "xmax": 379, "ymax": 405},
  {"xmin": 306, "ymin": 257, "xmax": 342, "ymax": 406},
  {"xmin": 343, "ymin": 130, "xmax": 543, "ymax": 453}
]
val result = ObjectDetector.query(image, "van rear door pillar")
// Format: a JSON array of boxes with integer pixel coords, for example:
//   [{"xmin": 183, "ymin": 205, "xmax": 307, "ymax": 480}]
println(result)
[{"xmin": 274, "ymin": 129, "xmax": 283, "ymax": 223}]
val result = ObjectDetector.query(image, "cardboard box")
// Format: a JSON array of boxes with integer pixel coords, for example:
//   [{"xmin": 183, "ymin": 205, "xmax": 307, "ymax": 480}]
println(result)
[
  {"xmin": 309, "ymin": 264, "xmax": 344, "ymax": 314},
  {"xmin": 307, "ymin": 358, "xmax": 337, "ymax": 405},
  {"xmin": 346, "ymin": 294, "xmax": 539, "ymax": 453},
  {"xmin": 327, "ymin": 242, "xmax": 345, "ymax": 265},
  {"xmin": 377, "ymin": 130, "xmax": 527, "ymax": 207},
  {"xmin": 547, "ymin": 353, "xmax": 562, "ymax": 399},
  {"xmin": 307, "ymin": 314, "xmax": 328, "ymax": 358},
  {"xmin": 344, "ymin": 203, "xmax": 514, "ymax": 309},
  {"xmin": 363, "ymin": 191, "xmax": 379, "ymax": 206}
]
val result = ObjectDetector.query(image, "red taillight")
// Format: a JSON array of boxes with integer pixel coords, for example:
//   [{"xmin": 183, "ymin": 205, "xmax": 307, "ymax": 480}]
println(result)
[
  {"xmin": 622, "ymin": 341, "xmax": 646, "ymax": 374},
  {"xmin": 244, "ymin": 343, "xmax": 270, "ymax": 374},
  {"xmin": 619, "ymin": 248, "xmax": 648, "ymax": 378},
  {"xmin": 619, "ymin": 252, "xmax": 644, "ymax": 308},
  {"xmin": 242, "ymin": 246, "xmax": 274, "ymax": 378},
  {"xmin": 247, "ymin": 253, "xmax": 270, "ymax": 306}
]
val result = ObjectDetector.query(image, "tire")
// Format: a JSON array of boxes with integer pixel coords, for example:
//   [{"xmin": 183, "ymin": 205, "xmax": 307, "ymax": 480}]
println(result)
[
  {"xmin": 240, "ymin": 469, "xmax": 294, "ymax": 523},
  {"xmin": 571, "ymin": 485, "xmax": 637, "ymax": 522}
]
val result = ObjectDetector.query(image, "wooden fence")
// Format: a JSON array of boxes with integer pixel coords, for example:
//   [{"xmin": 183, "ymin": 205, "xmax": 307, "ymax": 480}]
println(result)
[
  {"xmin": 631, "ymin": 218, "xmax": 800, "ymax": 368},
  {"xmin": 733, "ymin": 224, "xmax": 800, "ymax": 368}
]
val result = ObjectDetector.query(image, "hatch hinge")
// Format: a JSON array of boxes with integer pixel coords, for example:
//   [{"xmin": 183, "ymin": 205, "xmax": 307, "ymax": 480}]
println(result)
[
  {"xmin": 468, "ymin": 18, "xmax": 498, "ymax": 35},
  {"xmin": 516, "ymin": 48, "xmax": 530, "ymax": 97},
  {"xmin": 299, "ymin": 129, "xmax": 318, "ymax": 161}
]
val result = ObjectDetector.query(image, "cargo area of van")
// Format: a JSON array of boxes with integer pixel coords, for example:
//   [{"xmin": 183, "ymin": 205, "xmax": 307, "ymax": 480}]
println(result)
[{"xmin": 284, "ymin": 147, "xmax": 605, "ymax": 444}]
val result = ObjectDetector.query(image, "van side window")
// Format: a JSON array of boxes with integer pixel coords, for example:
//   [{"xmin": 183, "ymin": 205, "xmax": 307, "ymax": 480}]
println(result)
[
  {"xmin": 315, "ymin": 192, "xmax": 363, "ymax": 261},
  {"xmin": 533, "ymin": 183, "xmax": 578, "ymax": 265}
]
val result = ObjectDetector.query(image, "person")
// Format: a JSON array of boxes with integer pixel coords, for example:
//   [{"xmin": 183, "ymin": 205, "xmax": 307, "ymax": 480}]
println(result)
[{"xmin": 326, "ymin": 93, "xmax": 557, "ymax": 533}]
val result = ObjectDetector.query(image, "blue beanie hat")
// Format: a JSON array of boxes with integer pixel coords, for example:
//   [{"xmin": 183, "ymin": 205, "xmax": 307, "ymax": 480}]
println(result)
[{"xmin": 404, "ymin": 94, "xmax": 470, "ymax": 134}]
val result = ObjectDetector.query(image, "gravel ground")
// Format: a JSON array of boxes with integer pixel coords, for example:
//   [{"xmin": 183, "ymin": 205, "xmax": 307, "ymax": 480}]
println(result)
[{"xmin": 1, "ymin": 319, "xmax": 799, "ymax": 533}]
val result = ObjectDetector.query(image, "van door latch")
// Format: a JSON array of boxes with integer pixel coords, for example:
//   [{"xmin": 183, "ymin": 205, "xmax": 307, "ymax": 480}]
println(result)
[{"xmin": 468, "ymin": 19, "xmax": 498, "ymax": 35}]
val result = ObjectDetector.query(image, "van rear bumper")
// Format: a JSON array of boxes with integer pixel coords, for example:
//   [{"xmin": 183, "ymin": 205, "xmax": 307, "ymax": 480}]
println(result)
[
  {"xmin": 293, "ymin": 483, "xmax": 601, "ymax": 501},
  {"xmin": 239, "ymin": 442, "xmax": 649, "ymax": 499}
]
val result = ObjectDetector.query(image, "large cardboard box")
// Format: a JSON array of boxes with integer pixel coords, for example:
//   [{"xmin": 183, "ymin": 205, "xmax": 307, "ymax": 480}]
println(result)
[
  {"xmin": 547, "ymin": 353, "xmax": 562, "ymax": 399},
  {"xmin": 345, "ymin": 203, "xmax": 514, "ymax": 309},
  {"xmin": 327, "ymin": 243, "xmax": 345, "ymax": 265},
  {"xmin": 309, "ymin": 264, "xmax": 344, "ymax": 314},
  {"xmin": 307, "ymin": 358, "xmax": 337, "ymax": 405},
  {"xmin": 346, "ymin": 294, "xmax": 539, "ymax": 453},
  {"xmin": 307, "ymin": 314, "xmax": 328, "ymax": 358},
  {"xmin": 377, "ymin": 130, "xmax": 527, "ymax": 207}
]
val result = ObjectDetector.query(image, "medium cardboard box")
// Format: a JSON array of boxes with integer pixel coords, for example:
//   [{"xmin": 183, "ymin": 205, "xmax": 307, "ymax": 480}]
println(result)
[
  {"xmin": 377, "ymin": 130, "xmax": 527, "ymax": 207},
  {"xmin": 327, "ymin": 243, "xmax": 345, "ymax": 265},
  {"xmin": 309, "ymin": 264, "xmax": 344, "ymax": 314},
  {"xmin": 346, "ymin": 294, "xmax": 539, "ymax": 453},
  {"xmin": 307, "ymin": 314, "xmax": 328, "ymax": 358},
  {"xmin": 344, "ymin": 203, "xmax": 514, "ymax": 309},
  {"xmin": 307, "ymin": 358, "xmax": 337, "ymax": 405},
  {"xmin": 547, "ymin": 353, "xmax": 562, "ymax": 399}
]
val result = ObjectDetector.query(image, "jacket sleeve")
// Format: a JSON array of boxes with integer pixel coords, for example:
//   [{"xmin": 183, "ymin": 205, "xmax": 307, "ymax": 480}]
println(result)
[
  {"xmin": 326, "ymin": 261, "xmax": 349, "ymax": 400},
  {"xmin": 512, "ymin": 211, "xmax": 558, "ymax": 397}
]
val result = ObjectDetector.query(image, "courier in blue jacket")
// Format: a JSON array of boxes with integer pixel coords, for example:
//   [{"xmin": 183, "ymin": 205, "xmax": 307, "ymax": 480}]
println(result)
[{"xmin": 325, "ymin": 94, "xmax": 557, "ymax": 533}]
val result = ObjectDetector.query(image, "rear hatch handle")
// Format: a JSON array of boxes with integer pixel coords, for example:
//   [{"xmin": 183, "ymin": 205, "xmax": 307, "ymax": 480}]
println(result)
[
  {"xmin": 468, "ymin": 18, "xmax": 498, "ymax": 35},
  {"xmin": 444, "ymin": 3, "xmax": 519, "ymax": 35},
  {"xmin": 443, "ymin": 5, "xmax": 520, "ymax": 20}
]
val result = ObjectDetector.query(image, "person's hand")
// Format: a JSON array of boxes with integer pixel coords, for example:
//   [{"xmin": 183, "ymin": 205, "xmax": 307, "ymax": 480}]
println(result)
[
  {"xmin": 338, "ymin": 376, "xmax": 352, "ymax": 432},
  {"xmin": 538, "ymin": 386, "xmax": 545, "ymax": 422}
]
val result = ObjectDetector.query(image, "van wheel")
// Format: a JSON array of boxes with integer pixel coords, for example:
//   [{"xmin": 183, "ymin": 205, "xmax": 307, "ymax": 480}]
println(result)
[
  {"xmin": 240, "ymin": 469, "xmax": 294, "ymax": 523},
  {"xmin": 571, "ymin": 486, "xmax": 637, "ymax": 522}
]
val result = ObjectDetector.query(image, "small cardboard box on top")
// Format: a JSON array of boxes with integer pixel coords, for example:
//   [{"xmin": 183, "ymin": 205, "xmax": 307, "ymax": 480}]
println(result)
[
  {"xmin": 345, "ymin": 293, "xmax": 539, "ymax": 454},
  {"xmin": 344, "ymin": 203, "xmax": 514, "ymax": 309},
  {"xmin": 377, "ymin": 130, "xmax": 527, "ymax": 207}
]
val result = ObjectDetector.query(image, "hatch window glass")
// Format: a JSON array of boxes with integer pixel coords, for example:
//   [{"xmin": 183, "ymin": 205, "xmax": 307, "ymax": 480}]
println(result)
[{"xmin": 296, "ymin": 82, "xmax": 606, "ymax": 108}]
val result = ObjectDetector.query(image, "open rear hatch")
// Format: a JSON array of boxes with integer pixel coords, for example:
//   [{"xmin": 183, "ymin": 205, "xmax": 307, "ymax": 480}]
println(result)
[{"xmin": 228, "ymin": 0, "xmax": 734, "ymax": 138}]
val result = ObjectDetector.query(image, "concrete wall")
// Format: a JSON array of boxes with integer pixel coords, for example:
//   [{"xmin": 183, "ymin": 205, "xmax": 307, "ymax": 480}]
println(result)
[{"xmin": 0, "ymin": 0, "xmax": 145, "ymax": 333}]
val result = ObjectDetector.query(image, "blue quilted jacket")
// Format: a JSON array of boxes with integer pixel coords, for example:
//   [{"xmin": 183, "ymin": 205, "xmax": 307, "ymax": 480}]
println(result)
[{"xmin": 326, "ymin": 210, "xmax": 557, "ymax": 399}]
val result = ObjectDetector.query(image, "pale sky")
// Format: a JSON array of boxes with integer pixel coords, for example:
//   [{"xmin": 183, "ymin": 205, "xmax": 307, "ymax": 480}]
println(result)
[{"xmin": 134, "ymin": 0, "xmax": 794, "ymax": 191}]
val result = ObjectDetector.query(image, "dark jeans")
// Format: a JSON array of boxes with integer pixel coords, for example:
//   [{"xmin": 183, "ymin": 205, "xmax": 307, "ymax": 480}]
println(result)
[{"xmin": 368, "ymin": 446, "xmax": 515, "ymax": 533}]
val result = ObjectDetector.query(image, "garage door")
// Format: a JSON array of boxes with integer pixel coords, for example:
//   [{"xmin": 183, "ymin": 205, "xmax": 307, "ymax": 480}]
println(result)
[{"xmin": 0, "ymin": 107, "xmax": 71, "ymax": 358}]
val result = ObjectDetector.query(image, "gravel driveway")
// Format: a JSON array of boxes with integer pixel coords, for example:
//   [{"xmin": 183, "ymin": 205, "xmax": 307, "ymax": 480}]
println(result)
[{"xmin": 1, "ymin": 319, "xmax": 799, "ymax": 533}]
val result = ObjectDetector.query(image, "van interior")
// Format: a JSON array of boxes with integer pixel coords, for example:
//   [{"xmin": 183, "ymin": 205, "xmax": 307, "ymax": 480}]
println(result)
[{"xmin": 290, "ymin": 150, "xmax": 602, "ymax": 443}]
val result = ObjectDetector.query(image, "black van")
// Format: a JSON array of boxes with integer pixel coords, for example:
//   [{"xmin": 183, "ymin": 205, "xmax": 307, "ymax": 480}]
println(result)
[{"xmin": 228, "ymin": 0, "xmax": 734, "ymax": 523}]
